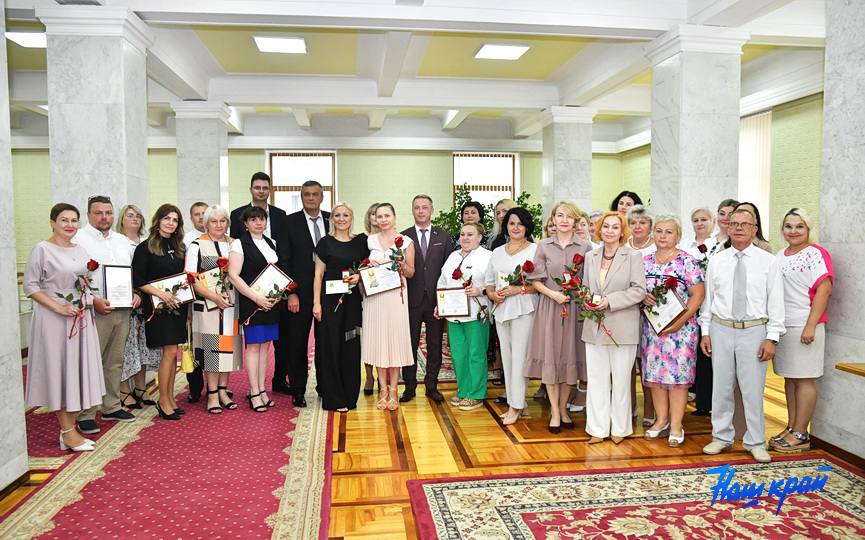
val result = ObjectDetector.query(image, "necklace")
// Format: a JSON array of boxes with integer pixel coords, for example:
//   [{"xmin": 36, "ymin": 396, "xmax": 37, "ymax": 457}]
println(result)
[
  {"xmin": 506, "ymin": 240, "xmax": 528, "ymax": 255},
  {"xmin": 654, "ymin": 249, "xmax": 678, "ymax": 265},
  {"xmin": 631, "ymin": 236, "xmax": 653, "ymax": 250},
  {"xmin": 603, "ymin": 247, "xmax": 618, "ymax": 260}
]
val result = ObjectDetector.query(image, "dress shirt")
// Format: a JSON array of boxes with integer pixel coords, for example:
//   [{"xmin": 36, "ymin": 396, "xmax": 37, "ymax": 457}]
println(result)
[
  {"xmin": 681, "ymin": 236, "xmax": 718, "ymax": 259},
  {"xmin": 699, "ymin": 244, "xmax": 785, "ymax": 341},
  {"xmin": 183, "ymin": 228, "xmax": 204, "ymax": 248},
  {"xmin": 304, "ymin": 210, "xmax": 325, "ymax": 244},
  {"xmin": 437, "ymin": 247, "xmax": 492, "ymax": 323},
  {"xmin": 73, "ymin": 223, "xmax": 134, "ymax": 298},
  {"xmin": 415, "ymin": 225, "xmax": 431, "ymax": 253}
]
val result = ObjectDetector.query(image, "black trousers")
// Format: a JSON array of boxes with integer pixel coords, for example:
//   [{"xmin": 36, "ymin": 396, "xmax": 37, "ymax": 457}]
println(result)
[
  {"xmin": 694, "ymin": 329, "xmax": 713, "ymax": 412},
  {"xmin": 274, "ymin": 303, "xmax": 315, "ymax": 397},
  {"xmin": 402, "ymin": 294, "xmax": 445, "ymax": 392}
]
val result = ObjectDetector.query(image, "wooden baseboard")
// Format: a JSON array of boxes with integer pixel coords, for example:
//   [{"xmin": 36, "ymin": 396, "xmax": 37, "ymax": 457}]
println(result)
[
  {"xmin": 811, "ymin": 435, "xmax": 865, "ymax": 471},
  {"xmin": 0, "ymin": 470, "xmax": 30, "ymax": 502}
]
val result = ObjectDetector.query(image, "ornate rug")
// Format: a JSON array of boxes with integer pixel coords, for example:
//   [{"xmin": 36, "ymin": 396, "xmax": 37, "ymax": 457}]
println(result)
[
  {"xmin": 408, "ymin": 455, "xmax": 865, "ymax": 539},
  {"xmin": 416, "ymin": 325, "xmax": 498, "ymax": 383},
  {"xmin": 1, "ymin": 349, "xmax": 333, "ymax": 540}
]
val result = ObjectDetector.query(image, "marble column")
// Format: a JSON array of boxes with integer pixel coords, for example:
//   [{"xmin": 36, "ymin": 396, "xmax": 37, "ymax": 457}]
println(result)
[
  {"xmin": 813, "ymin": 0, "xmax": 865, "ymax": 458},
  {"xmin": 172, "ymin": 101, "xmax": 230, "ymax": 213},
  {"xmin": 541, "ymin": 106, "xmax": 595, "ymax": 214},
  {"xmin": 646, "ymin": 25, "xmax": 749, "ymax": 223},
  {"xmin": 38, "ymin": 6, "xmax": 153, "ymax": 216},
  {"xmin": 0, "ymin": 0, "xmax": 30, "ymax": 491}
]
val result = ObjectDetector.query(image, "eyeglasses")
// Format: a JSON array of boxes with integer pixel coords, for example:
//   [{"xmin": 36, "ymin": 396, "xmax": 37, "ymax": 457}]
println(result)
[
  {"xmin": 729, "ymin": 221, "xmax": 756, "ymax": 230},
  {"xmin": 87, "ymin": 196, "xmax": 112, "ymax": 204}
]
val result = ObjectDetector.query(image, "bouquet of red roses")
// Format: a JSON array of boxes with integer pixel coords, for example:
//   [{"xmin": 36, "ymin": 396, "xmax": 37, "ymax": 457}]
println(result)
[
  {"xmin": 646, "ymin": 275, "xmax": 679, "ymax": 317},
  {"xmin": 553, "ymin": 253, "xmax": 586, "ymax": 324},
  {"xmin": 57, "ymin": 258, "xmax": 100, "ymax": 338}
]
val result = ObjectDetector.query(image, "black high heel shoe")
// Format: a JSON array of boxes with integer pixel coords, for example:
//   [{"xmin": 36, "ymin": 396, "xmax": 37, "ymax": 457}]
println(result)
[
  {"xmin": 246, "ymin": 392, "xmax": 268, "ymax": 413},
  {"xmin": 134, "ymin": 387, "xmax": 156, "ymax": 406},
  {"xmin": 206, "ymin": 389, "xmax": 222, "ymax": 414},
  {"xmin": 217, "ymin": 386, "xmax": 238, "ymax": 410},
  {"xmin": 120, "ymin": 390, "xmax": 142, "ymax": 410},
  {"xmin": 155, "ymin": 402, "xmax": 181, "ymax": 420}
]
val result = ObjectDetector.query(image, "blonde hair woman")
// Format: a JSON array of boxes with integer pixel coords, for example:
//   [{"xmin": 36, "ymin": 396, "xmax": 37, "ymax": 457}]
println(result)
[
  {"xmin": 311, "ymin": 203, "xmax": 371, "ymax": 412},
  {"xmin": 116, "ymin": 204, "xmax": 147, "ymax": 243},
  {"xmin": 525, "ymin": 201, "xmax": 592, "ymax": 433}
]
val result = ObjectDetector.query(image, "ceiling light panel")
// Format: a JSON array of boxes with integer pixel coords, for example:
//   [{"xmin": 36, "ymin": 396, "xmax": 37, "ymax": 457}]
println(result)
[
  {"xmin": 253, "ymin": 36, "xmax": 307, "ymax": 54},
  {"xmin": 475, "ymin": 44, "xmax": 529, "ymax": 60}
]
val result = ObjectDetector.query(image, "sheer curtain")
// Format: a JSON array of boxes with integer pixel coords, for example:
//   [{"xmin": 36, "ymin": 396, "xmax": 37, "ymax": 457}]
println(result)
[{"xmin": 738, "ymin": 111, "xmax": 773, "ymax": 226}]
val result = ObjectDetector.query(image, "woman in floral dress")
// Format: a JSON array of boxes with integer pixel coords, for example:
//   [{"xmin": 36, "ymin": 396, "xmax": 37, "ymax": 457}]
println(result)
[{"xmin": 640, "ymin": 216, "xmax": 705, "ymax": 447}]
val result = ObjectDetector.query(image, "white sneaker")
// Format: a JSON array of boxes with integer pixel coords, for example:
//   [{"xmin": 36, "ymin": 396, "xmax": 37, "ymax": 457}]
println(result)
[
  {"xmin": 687, "ymin": 392, "xmax": 696, "ymax": 402},
  {"xmin": 749, "ymin": 446, "xmax": 772, "ymax": 463},
  {"xmin": 567, "ymin": 404, "xmax": 585, "ymax": 413},
  {"xmin": 702, "ymin": 441, "xmax": 732, "ymax": 455}
]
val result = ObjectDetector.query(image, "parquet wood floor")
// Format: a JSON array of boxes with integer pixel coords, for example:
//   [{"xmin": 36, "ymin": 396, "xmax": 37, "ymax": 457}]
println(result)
[{"xmin": 328, "ymin": 367, "xmax": 803, "ymax": 539}]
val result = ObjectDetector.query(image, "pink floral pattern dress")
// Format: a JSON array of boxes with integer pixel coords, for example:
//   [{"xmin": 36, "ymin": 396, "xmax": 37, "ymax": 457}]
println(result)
[{"xmin": 640, "ymin": 251, "xmax": 704, "ymax": 389}]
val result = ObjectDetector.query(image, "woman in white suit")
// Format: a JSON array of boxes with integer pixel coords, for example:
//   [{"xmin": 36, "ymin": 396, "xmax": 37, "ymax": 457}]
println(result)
[{"xmin": 582, "ymin": 211, "xmax": 647, "ymax": 444}]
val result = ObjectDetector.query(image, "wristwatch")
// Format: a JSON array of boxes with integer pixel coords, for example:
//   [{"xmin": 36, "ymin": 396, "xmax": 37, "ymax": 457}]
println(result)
[{"xmin": 481, "ymin": 288, "xmax": 488, "ymax": 297}]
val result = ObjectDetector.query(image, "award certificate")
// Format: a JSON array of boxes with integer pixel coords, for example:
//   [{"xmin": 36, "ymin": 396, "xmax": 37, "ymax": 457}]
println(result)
[
  {"xmin": 359, "ymin": 265, "xmax": 402, "ymax": 296},
  {"xmin": 436, "ymin": 287, "xmax": 470, "ymax": 318},
  {"xmin": 250, "ymin": 263, "xmax": 293, "ymax": 299},
  {"xmin": 103, "ymin": 265, "xmax": 134, "ymax": 308},
  {"xmin": 325, "ymin": 280, "xmax": 350, "ymax": 295},
  {"xmin": 197, "ymin": 267, "xmax": 233, "ymax": 311},
  {"xmin": 148, "ymin": 272, "xmax": 196, "ymax": 309},
  {"xmin": 643, "ymin": 289, "xmax": 688, "ymax": 335}
]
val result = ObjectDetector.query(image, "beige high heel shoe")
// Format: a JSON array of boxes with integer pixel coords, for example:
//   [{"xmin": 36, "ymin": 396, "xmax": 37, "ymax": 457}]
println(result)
[
  {"xmin": 387, "ymin": 385, "xmax": 399, "ymax": 411},
  {"xmin": 376, "ymin": 386, "xmax": 389, "ymax": 410}
]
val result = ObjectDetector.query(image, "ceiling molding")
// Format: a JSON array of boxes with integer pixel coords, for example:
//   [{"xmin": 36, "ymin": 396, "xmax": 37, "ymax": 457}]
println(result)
[
  {"xmin": 228, "ymin": 136, "xmax": 543, "ymax": 152},
  {"xmin": 36, "ymin": 5, "xmax": 154, "ymax": 55},
  {"xmin": 586, "ymin": 85, "xmax": 650, "ymax": 116},
  {"xmin": 292, "ymin": 108, "xmax": 311, "ymax": 129},
  {"xmin": 539, "ymin": 106, "xmax": 597, "ymax": 128},
  {"xmin": 171, "ymin": 101, "xmax": 231, "ymax": 122},
  {"xmin": 146, "ymin": 27, "xmax": 223, "ymax": 100},
  {"xmin": 688, "ymin": 0, "xmax": 794, "ymax": 27},
  {"xmin": 740, "ymin": 71, "xmax": 822, "ymax": 116},
  {"xmin": 554, "ymin": 41, "xmax": 650, "ymax": 106},
  {"xmin": 367, "ymin": 109, "xmax": 388, "ymax": 130},
  {"xmin": 377, "ymin": 31, "xmax": 413, "ymax": 97},
  {"xmin": 442, "ymin": 110, "xmax": 470, "ymax": 131},
  {"xmin": 646, "ymin": 24, "xmax": 750, "ymax": 66}
]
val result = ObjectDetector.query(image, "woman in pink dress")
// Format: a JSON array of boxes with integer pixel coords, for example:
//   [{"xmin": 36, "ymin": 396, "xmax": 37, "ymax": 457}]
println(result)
[
  {"xmin": 24, "ymin": 203, "xmax": 106, "ymax": 452},
  {"xmin": 361, "ymin": 203, "xmax": 416, "ymax": 411}
]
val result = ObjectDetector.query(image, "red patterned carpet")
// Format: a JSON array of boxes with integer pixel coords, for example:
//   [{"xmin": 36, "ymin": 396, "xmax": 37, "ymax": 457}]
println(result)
[{"xmin": 408, "ymin": 455, "xmax": 865, "ymax": 539}]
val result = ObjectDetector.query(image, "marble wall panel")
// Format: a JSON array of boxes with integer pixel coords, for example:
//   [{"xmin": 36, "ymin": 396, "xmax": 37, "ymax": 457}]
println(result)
[
  {"xmin": 650, "ymin": 56, "xmax": 682, "ymax": 122},
  {"xmin": 816, "ymin": 0, "xmax": 865, "ymax": 459},
  {"xmin": 46, "ymin": 36, "xmax": 124, "ymax": 105},
  {"xmin": 680, "ymin": 53, "xmax": 741, "ymax": 114},
  {"xmin": 175, "ymin": 117, "xmax": 227, "ymax": 212},
  {"xmin": 679, "ymin": 114, "xmax": 740, "ymax": 178},
  {"xmin": 542, "ymin": 122, "xmax": 593, "ymax": 213},
  {"xmin": 0, "ymin": 0, "xmax": 30, "ymax": 491}
]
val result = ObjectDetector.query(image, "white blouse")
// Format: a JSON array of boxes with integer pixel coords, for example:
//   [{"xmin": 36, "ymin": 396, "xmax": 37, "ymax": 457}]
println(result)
[
  {"xmin": 484, "ymin": 243, "xmax": 539, "ymax": 322},
  {"xmin": 776, "ymin": 245, "xmax": 833, "ymax": 327},
  {"xmin": 229, "ymin": 236, "xmax": 278, "ymax": 264},
  {"xmin": 437, "ymin": 247, "xmax": 492, "ymax": 323}
]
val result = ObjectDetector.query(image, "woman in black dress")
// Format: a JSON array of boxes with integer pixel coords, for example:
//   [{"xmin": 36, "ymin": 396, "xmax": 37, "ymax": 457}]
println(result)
[
  {"xmin": 132, "ymin": 204, "xmax": 189, "ymax": 420},
  {"xmin": 312, "ymin": 203, "xmax": 370, "ymax": 412}
]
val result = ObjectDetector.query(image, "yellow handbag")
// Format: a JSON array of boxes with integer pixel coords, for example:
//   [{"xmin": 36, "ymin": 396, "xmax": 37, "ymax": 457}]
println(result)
[{"xmin": 180, "ymin": 323, "xmax": 196, "ymax": 373}]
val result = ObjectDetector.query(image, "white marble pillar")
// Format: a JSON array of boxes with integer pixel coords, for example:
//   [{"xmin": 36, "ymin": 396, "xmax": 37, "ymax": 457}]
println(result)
[
  {"xmin": 646, "ymin": 25, "xmax": 749, "ymax": 223},
  {"xmin": 38, "ymin": 6, "xmax": 153, "ymax": 216},
  {"xmin": 0, "ymin": 0, "xmax": 30, "ymax": 491},
  {"xmin": 172, "ymin": 102, "xmax": 230, "ymax": 213},
  {"xmin": 540, "ymin": 106, "xmax": 595, "ymax": 213},
  {"xmin": 813, "ymin": 0, "xmax": 865, "ymax": 458}
]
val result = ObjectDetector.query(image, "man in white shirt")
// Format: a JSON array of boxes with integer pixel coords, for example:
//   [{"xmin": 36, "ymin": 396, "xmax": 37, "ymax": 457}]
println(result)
[
  {"xmin": 699, "ymin": 209, "xmax": 784, "ymax": 463},
  {"xmin": 74, "ymin": 196, "xmax": 142, "ymax": 433},
  {"xmin": 183, "ymin": 201, "xmax": 208, "ymax": 247}
]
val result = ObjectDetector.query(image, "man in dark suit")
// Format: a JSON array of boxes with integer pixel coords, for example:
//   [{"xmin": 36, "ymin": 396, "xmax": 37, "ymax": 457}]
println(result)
[
  {"xmin": 229, "ymin": 171, "xmax": 287, "ymax": 240},
  {"xmin": 400, "ymin": 195, "xmax": 454, "ymax": 403},
  {"xmin": 275, "ymin": 181, "xmax": 330, "ymax": 407}
]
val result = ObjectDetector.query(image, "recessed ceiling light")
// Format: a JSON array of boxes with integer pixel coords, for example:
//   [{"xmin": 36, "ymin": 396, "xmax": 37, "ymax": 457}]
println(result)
[
  {"xmin": 6, "ymin": 32, "xmax": 47, "ymax": 49},
  {"xmin": 475, "ymin": 44, "xmax": 529, "ymax": 60},
  {"xmin": 253, "ymin": 36, "xmax": 307, "ymax": 54}
]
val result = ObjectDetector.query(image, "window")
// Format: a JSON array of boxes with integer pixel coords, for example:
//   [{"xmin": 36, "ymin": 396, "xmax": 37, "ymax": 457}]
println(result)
[
  {"xmin": 452, "ymin": 153, "xmax": 516, "ymax": 206},
  {"xmin": 268, "ymin": 152, "xmax": 335, "ymax": 212}
]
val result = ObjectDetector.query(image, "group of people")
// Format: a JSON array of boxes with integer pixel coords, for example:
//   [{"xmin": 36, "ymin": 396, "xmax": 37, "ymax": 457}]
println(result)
[{"xmin": 24, "ymin": 178, "xmax": 832, "ymax": 463}]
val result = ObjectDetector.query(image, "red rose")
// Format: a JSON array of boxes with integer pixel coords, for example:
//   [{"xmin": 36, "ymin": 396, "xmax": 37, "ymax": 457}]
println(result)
[
  {"xmin": 394, "ymin": 235, "xmax": 404, "ymax": 249},
  {"xmin": 287, "ymin": 281, "xmax": 298, "ymax": 291},
  {"xmin": 360, "ymin": 258, "xmax": 370, "ymax": 267},
  {"xmin": 572, "ymin": 253, "xmax": 584, "ymax": 265},
  {"xmin": 570, "ymin": 276, "xmax": 581, "ymax": 287},
  {"xmin": 86, "ymin": 259, "xmax": 99, "ymax": 272},
  {"xmin": 697, "ymin": 244, "xmax": 708, "ymax": 254},
  {"xmin": 452, "ymin": 267, "xmax": 463, "ymax": 280},
  {"xmin": 522, "ymin": 260, "xmax": 535, "ymax": 273},
  {"xmin": 216, "ymin": 257, "xmax": 229, "ymax": 269},
  {"xmin": 186, "ymin": 272, "xmax": 197, "ymax": 284},
  {"xmin": 665, "ymin": 276, "xmax": 678, "ymax": 290}
]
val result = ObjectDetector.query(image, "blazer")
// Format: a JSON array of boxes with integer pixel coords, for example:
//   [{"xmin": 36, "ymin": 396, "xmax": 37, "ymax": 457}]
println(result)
[
  {"xmin": 581, "ymin": 244, "xmax": 647, "ymax": 346},
  {"xmin": 401, "ymin": 225, "xmax": 454, "ymax": 308},
  {"xmin": 275, "ymin": 209, "xmax": 330, "ymax": 305},
  {"xmin": 229, "ymin": 203, "xmax": 287, "ymax": 240}
]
